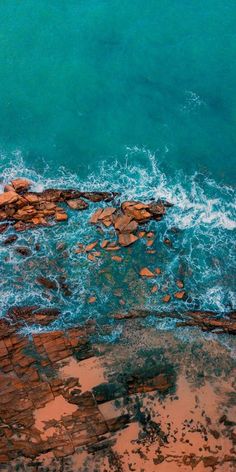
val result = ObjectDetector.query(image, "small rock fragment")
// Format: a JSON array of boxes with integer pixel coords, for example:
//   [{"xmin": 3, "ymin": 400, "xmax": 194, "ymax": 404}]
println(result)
[
  {"xmin": 112, "ymin": 256, "xmax": 123, "ymax": 262},
  {"xmin": 88, "ymin": 296, "xmax": 96, "ymax": 303},
  {"xmin": 139, "ymin": 267, "xmax": 155, "ymax": 277},
  {"xmin": 151, "ymin": 285, "xmax": 158, "ymax": 293},
  {"xmin": 15, "ymin": 246, "xmax": 32, "ymax": 257},
  {"xmin": 174, "ymin": 291, "xmax": 187, "ymax": 300},
  {"xmin": 37, "ymin": 277, "xmax": 57, "ymax": 290},
  {"xmin": 85, "ymin": 241, "xmax": 98, "ymax": 252},
  {"xmin": 3, "ymin": 235, "xmax": 18, "ymax": 245},
  {"xmin": 118, "ymin": 233, "xmax": 138, "ymax": 247},
  {"xmin": 176, "ymin": 280, "xmax": 184, "ymax": 289},
  {"xmin": 162, "ymin": 294, "xmax": 171, "ymax": 303}
]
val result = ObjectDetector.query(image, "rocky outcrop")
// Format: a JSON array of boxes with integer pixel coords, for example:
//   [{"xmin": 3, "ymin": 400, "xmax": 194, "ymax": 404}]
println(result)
[
  {"xmin": 0, "ymin": 179, "xmax": 119, "ymax": 231},
  {"xmin": 112, "ymin": 309, "xmax": 236, "ymax": 334}
]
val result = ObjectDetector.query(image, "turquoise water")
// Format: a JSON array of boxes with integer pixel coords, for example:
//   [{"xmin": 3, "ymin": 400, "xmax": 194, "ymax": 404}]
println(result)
[{"xmin": 0, "ymin": 1, "xmax": 235, "ymax": 333}]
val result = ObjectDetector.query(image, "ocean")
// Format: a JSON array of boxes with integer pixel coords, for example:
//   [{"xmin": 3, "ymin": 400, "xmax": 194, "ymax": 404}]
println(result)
[{"xmin": 0, "ymin": 0, "xmax": 235, "ymax": 334}]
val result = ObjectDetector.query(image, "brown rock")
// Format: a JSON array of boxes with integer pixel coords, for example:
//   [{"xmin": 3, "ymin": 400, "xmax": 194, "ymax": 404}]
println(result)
[
  {"xmin": 174, "ymin": 291, "xmax": 187, "ymax": 300},
  {"xmin": 155, "ymin": 268, "xmax": 161, "ymax": 275},
  {"xmin": 101, "ymin": 240, "xmax": 109, "ymax": 248},
  {"xmin": 98, "ymin": 207, "xmax": 116, "ymax": 220},
  {"xmin": 111, "ymin": 256, "xmax": 123, "ymax": 262},
  {"xmin": 0, "ymin": 223, "xmax": 9, "ymax": 233},
  {"xmin": 85, "ymin": 241, "xmax": 98, "ymax": 252},
  {"xmin": 164, "ymin": 238, "xmax": 172, "ymax": 246},
  {"xmin": 114, "ymin": 214, "xmax": 133, "ymax": 232},
  {"xmin": 162, "ymin": 294, "xmax": 171, "ymax": 303},
  {"xmin": 66, "ymin": 199, "xmax": 88, "ymax": 210},
  {"xmin": 139, "ymin": 267, "xmax": 155, "ymax": 277},
  {"xmin": 88, "ymin": 296, "xmax": 96, "ymax": 303},
  {"xmin": 147, "ymin": 231, "xmax": 155, "ymax": 238},
  {"xmin": 89, "ymin": 208, "xmax": 104, "ymax": 224},
  {"xmin": 15, "ymin": 246, "xmax": 32, "ymax": 257},
  {"xmin": 36, "ymin": 277, "xmax": 57, "ymax": 290},
  {"xmin": 118, "ymin": 233, "xmax": 138, "ymax": 247},
  {"xmin": 55, "ymin": 211, "xmax": 68, "ymax": 221},
  {"xmin": 146, "ymin": 239, "xmax": 154, "ymax": 247},
  {"xmin": 11, "ymin": 179, "xmax": 31, "ymax": 193},
  {"xmin": 3, "ymin": 235, "xmax": 18, "ymax": 245},
  {"xmin": 0, "ymin": 191, "xmax": 18, "ymax": 207},
  {"xmin": 176, "ymin": 280, "xmax": 184, "ymax": 289},
  {"xmin": 151, "ymin": 285, "xmax": 158, "ymax": 293}
]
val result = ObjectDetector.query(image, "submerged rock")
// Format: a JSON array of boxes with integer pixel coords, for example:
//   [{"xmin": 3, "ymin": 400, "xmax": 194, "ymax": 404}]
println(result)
[
  {"xmin": 36, "ymin": 277, "xmax": 57, "ymax": 290},
  {"xmin": 66, "ymin": 198, "xmax": 88, "ymax": 210},
  {"xmin": 139, "ymin": 267, "xmax": 155, "ymax": 277}
]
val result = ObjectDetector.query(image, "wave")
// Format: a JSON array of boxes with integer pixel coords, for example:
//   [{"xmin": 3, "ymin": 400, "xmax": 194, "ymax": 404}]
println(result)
[{"xmin": 0, "ymin": 148, "xmax": 235, "ymax": 330}]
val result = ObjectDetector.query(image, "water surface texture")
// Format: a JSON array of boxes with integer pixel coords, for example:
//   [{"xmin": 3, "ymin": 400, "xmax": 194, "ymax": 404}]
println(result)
[{"xmin": 0, "ymin": 0, "xmax": 236, "ymax": 180}]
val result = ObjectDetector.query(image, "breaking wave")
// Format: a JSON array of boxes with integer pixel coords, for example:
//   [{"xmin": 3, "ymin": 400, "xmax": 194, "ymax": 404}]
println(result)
[{"xmin": 0, "ymin": 148, "xmax": 235, "ymax": 333}]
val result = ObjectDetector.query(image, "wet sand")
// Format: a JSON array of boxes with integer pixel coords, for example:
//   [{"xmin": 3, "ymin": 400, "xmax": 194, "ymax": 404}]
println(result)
[{"xmin": 0, "ymin": 317, "xmax": 235, "ymax": 471}]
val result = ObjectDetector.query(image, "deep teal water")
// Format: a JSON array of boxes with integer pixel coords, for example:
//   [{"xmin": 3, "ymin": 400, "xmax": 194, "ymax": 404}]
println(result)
[{"xmin": 0, "ymin": 1, "xmax": 235, "ymax": 336}]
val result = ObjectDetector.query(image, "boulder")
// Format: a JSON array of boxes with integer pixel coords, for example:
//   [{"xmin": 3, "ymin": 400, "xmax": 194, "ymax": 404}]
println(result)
[
  {"xmin": 66, "ymin": 199, "xmax": 88, "ymax": 210},
  {"xmin": 11, "ymin": 179, "xmax": 31, "ymax": 193},
  {"xmin": 0, "ymin": 191, "xmax": 18, "ymax": 207},
  {"xmin": 118, "ymin": 233, "xmax": 138, "ymax": 247}
]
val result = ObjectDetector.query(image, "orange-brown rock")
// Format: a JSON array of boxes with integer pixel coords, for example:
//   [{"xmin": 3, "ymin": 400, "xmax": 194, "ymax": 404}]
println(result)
[
  {"xmin": 162, "ymin": 294, "xmax": 171, "ymax": 303},
  {"xmin": 85, "ymin": 241, "xmax": 98, "ymax": 252},
  {"xmin": 174, "ymin": 291, "xmax": 187, "ymax": 300},
  {"xmin": 111, "ymin": 255, "xmax": 123, "ymax": 262},
  {"xmin": 55, "ymin": 211, "xmax": 68, "ymax": 221},
  {"xmin": 139, "ymin": 267, "xmax": 155, "ymax": 277},
  {"xmin": 151, "ymin": 285, "xmax": 158, "ymax": 293},
  {"xmin": 11, "ymin": 178, "xmax": 31, "ymax": 193},
  {"xmin": 118, "ymin": 233, "xmax": 138, "ymax": 247},
  {"xmin": 0, "ymin": 191, "xmax": 18, "ymax": 207},
  {"xmin": 66, "ymin": 199, "xmax": 88, "ymax": 210}
]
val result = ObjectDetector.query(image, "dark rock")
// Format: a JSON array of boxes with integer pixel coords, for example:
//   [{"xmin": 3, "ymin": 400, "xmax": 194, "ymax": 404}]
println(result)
[
  {"xmin": 15, "ymin": 246, "xmax": 32, "ymax": 257},
  {"xmin": 3, "ymin": 235, "xmax": 18, "ymax": 245},
  {"xmin": 36, "ymin": 277, "xmax": 57, "ymax": 290}
]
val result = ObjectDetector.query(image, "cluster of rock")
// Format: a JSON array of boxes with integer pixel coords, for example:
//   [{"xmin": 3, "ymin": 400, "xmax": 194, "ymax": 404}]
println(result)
[
  {"xmin": 90, "ymin": 199, "xmax": 172, "ymax": 246},
  {"xmin": 112, "ymin": 308, "xmax": 236, "ymax": 334},
  {"xmin": 0, "ymin": 178, "xmax": 118, "ymax": 232}
]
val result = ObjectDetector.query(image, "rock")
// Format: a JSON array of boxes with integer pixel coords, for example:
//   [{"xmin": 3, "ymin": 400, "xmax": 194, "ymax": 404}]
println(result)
[
  {"xmin": 122, "ymin": 201, "xmax": 152, "ymax": 221},
  {"xmin": 111, "ymin": 256, "xmax": 123, "ymax": 262},
  {"xmin": 176, "ymin": 280, "xmax": 184, "ymax": 289},
  {"xmin": 0, "ymin": 191, "xmax": 18, "ymax": 207},
  {"xmin": 3, "ymin": 235, "xmax": 18, "ymax": 245},
  {"xmin": 174, "ymin": 291, "xmax": 187, "ymax": 300},
  {"xmin": 146, "ymin": 239, "xmax": 154, "ymax": 247},
  {"xmin": 88, "ymin": 296, "xmax": 96, "ymax": 303},
  {"xmin": 138, "ymin": 231, "xmax": 146, "ymax": 238},
  {"xmin": 105, "ymin": 244, "xmax": 121, "ymax": 251},
  {"xmin": 90, "ymin": 208, "xmax": 104, "ymax": 224},
  {"xmin": 164, "ymin": 238, "xmax": 172, "ymax": 246},
  {"xmin": 55, "ymin": 211, "xmax": 68, "ymax": 222},
  {"xmin": 114, "ymin": 214, "xmax": 133, "ymax": 232},
  {"xmin": 151, "ymin": 285, "xmax": 158, "ymax": 293},
  {"xmin": 0, "ymin": 223, "xmax": 9, "ymax": 233},
  {"xmin": 98, "ymin": 207, "xmax": 116, "ymax": 220},
  {"xmin": 147, "ymin": 231, "xmax": 155, "ymax": 238},
  {"xmin": 81, "ymin": 192, "xmax": 118, "ymax": 202},
  {"xmin": 36, "ymin": 277, "xmax": 57, "ymax": 290},
  {"xmin": 118, "ymin": 233, "xmax": 138, "ymax": 247},
  {"xmin": 11, "ymin": 179, "xmax": 31, "ymax": 193},
  {"xmin": 15, "ymin": 246, "xmax": 32, "ymax": 257},
  {"xmin": 139, "ymin": 267, "xmax": 155, "ymax": 277},
  {"xmin": 101, "ymin": 240, "xmax": 109, "ymax": 248},
  {"xmin": 162, "ymin": 295, "xmax": 171, "ymax": 303},
  {"xmin": 85, "ymin": 241, "xmax": 98, "ymax": 252},
  {"xmin": 14, "ymin": 205, "xmax": 37, "ymax": 221},
  {"xmin": 66, "ymin": 199, "xmax": 88, "ymax": 210},
  {"xmin": 148, "ymin": 201, "xmax": 166, "ymax": 217},
  {"xmin": 155, "ymin": 268, "xmax": 161, "ymax": 275}
]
